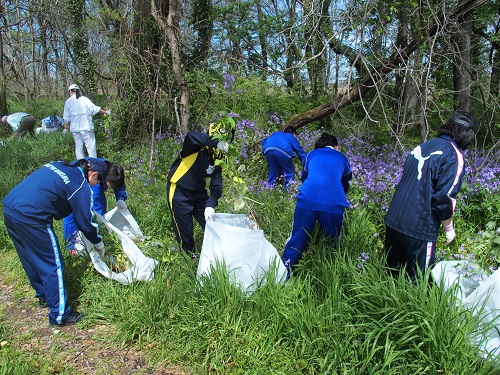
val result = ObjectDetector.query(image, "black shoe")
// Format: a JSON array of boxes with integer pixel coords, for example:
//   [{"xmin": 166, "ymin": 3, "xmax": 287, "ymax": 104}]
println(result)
[
  {"xmin": 38, "ymin": 296, "xmax": 47, "ymax": 308},
  {"xmin": 50, "ymin": 311, "xmax": 85, "ymax": 327}
]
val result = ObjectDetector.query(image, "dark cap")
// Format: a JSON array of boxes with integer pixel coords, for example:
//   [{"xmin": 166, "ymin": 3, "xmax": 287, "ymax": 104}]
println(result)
[
  {"xmin": 448, "ymin": 111, "xmax": 479, "ymax": 134},
  {"xmin": 86, "ymin": 158, "xmax": 108, "ymax": 182}
]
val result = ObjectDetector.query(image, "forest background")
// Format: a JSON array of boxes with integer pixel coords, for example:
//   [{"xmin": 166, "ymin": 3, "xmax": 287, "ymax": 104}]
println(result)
[{"xmin": 1, "ymin": 0, "xmax": 500, "ymax": 374}]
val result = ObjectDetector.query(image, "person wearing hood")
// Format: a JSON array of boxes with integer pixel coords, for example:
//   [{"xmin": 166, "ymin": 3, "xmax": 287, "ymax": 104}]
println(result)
[
  {"xmin": 167, "ymin": 121, "xmax": 234, "ymax": 258},
  {"xmin": 2, "ymin": 158, "xmax": 113, "ymax": 326},
  {"xmin": 62, "ymin": 84, "xmax": 111, "ymax": 159}
]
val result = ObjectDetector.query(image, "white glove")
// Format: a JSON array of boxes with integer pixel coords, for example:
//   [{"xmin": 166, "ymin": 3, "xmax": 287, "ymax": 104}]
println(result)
[
  {"xmin": 116, "ymin": 199, "xmax": 127, "ymax": 211},
  {"xmin": 443, "ymin": 221, "xmax": 456, "ymax": 244},
  {"xmin": 217, "ymin": 141, "xmax": 229, "ymax": 153},
  {"xmin": 105, "ymin": 110, "xmax": 111, "ymax": 115},
  {"xmin": 62, "ymin": 128, "xmax": 69, "ymax": 134},
  {"xmin": 94, "ymin": 241, "xmax": 105, "ymax": 257},
  {"xmin": 204, "ymin": 207, "xmax": 215, "ymax": 221}
]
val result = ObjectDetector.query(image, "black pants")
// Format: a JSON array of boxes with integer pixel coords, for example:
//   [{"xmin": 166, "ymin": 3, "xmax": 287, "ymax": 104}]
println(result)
[
  {"xmin": 167, "ymin": 182, "xmax": 207, "ymax": 254},
  {"xmin": 16, "ymin": 115, "xmax": 36, "ymax": 137},
  {"xmin": 385, "ymin": 226, "xmax": 436, "ymax": 281}
]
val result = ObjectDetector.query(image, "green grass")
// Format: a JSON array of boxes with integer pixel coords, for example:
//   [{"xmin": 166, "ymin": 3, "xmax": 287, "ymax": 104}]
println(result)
[{"xmin": 1, "ymin": 132, "xmax": 499, "ymax": 374}]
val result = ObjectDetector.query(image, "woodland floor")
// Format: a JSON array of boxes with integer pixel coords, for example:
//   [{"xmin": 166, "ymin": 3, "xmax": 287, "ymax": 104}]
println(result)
[{"xmin": 0, "ymin": 273, "xmax": 191, "ymax": 375}]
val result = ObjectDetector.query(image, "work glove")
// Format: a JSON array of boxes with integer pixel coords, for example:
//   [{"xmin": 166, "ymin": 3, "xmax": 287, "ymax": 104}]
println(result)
[
  {"xmin": 62, "ymin": 128, "xmax": 69, "ymax": 134},
  {"xmin": 217, "ymin": 140, "xmax": 229, "ymax": 153},
  {"xmin": 116, "ymin": 199, "xmax": 127, "ymax": 211},
  {"xmin": 204, "ymin": 207, "xmax": 215, "ymax": 221},
  {"xmin": 94, "ymin": 241, "xmax": 105, "ymax": 257},
  {"xmin": 443, "ymin": 221, "xmax": 456, "ymax": 245},
  {"xmin": 105, "ymin": 110, "xmax": 111, "ymax": 115}
]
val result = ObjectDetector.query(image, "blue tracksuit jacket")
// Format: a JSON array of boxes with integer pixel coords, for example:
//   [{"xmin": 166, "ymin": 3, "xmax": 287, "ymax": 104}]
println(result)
[
  {"xmin": 2, "ymin": 161, "xmax": 102, "ymax": 324},
  {"xmin": 3, "ymin": 161, "xmax": 102, "ymax": 243},
  {"xmin": 385, "ymin": 135, "xmax": 465, "ymax": 242},
  {"xmin": 297, "ymin": 146, "xmax": 352, "ymax": 213},
  {"xmin": 282, "ymin": 146, "xmax": 352, "ymax": 270},
  {"xmin": 262, "ymin": 131, "xmax": 307, "ymax": 185}
]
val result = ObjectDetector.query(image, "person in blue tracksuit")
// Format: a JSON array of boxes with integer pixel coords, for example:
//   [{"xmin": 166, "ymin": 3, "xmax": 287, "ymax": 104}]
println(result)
[
  {"xmin": 63, "ymin": 157, "xmax": 127, "ymax": 254},
  {"xmin": 282, "ymin": 133, "xmax": 352, "ymax": 276},
  {"xmin": 167, "ymin": 125, "xmax": 233, "ymax": 257},
  {"xmin": 384, "ymin": 111, "xmax": 478, "ymax": 280},
  {"xmin": 2, "ymin": 159, "xmax": 112, "ymax": 326},
  {"xmin": 262, "ymin": 126, "xmax": 307, "ymax": 188}
]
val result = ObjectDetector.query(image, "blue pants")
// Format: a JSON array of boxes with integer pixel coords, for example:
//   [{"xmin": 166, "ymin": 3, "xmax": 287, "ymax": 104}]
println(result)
[
  {"xmin": 264, "ymin": 150, "xmax": 295, "ymax": 187},
  {"xmin": 4, "ymin": 212, "xmax": 72, "ymax": 325},
  {"xmin": 64, "ymin": 183, "xmax": 106, "ymax": 249},
  {"xmin": 282, "ymin": 206, "xmax": 344, "ymax": 270},
  {"xmin": 385, "ymin": 226, "xmax": 436, "ymax": 281}
]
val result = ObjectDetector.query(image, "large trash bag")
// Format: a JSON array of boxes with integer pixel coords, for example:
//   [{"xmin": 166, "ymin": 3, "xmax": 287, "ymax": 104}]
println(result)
[
  {"xmin": 197, "ymin": 213, "xmax": 287, "ymax": 294},
  {"xmin": 432, "ymin": 260, "xmax": 500, "ymax": 357},
  {"xmin": 81, "ymin": 208, "xmax": 157, "ymax": 285}
]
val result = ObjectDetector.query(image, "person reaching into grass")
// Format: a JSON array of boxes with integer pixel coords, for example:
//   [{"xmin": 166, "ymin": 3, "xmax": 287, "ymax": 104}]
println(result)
[
  {"xmin": 282, "ymin": 132, "xmax": 352, "ymax": 278},
  {"xmin": 1, "ymin": 112, "xmax": 37, "ymax": 137},
  {"xmin": 384, "ymin": 111, "xmax": 478, "ymax": 281},
  {"xmin": 167, "ymin": 121, "xmax": 234, "ymax": 258},
  {"xmin": 2, "ymin": 159, "xmax": 113, "ymax": 326},
  {"xmin": 63, "ymin": 157, "xmax": 127, "ymax": 255},
  {"xmin": 262, "ymin": 125, "xmax": 307, "ymax": 189}
]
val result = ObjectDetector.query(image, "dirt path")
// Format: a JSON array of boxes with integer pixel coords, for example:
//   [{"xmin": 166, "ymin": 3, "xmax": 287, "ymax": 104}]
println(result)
[{"xmin": 0, "ymin": 277, "xmax": 188, "ymax": 375}]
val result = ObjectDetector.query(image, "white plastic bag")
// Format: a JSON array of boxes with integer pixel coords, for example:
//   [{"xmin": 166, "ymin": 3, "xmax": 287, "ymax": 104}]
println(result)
[
  {"xmin": 105, "ymin": 207, "xmax": 144, "ymax": 238},
  {"xmin": 197, "ymin": 213, "xmax": 287, "ymax": 294},
  {"xmin": 81, "ymin": 209, "xmax": 157, "ymax": 285},
  {"xmin": 432, "ymin": 260, "xmax": 500, "ymax": 356}
]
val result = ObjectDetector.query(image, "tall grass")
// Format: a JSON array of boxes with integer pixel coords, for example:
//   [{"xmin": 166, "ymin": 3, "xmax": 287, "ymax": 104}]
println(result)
[{"xmin": 1, "ymin": 130, "xmax": 499, "ymax": 374}]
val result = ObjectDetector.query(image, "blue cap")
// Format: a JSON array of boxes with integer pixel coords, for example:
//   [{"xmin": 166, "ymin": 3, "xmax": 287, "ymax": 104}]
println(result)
[{"xmin": 85, "ymin": 158, "xmax": 108, "ymax": 182}]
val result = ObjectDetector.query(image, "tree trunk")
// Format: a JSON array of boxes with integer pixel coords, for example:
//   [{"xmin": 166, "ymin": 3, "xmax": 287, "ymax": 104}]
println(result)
[
  {"xmin": 393, "ymin": 7, "xmax": 409, "ymax": 134},
  {"xmin": 0, "ymin": 24, "xmax": 8, "ymax": 116},
  {"xmin": 452, "ymin": 1, "xmax": 473, "ymax": 111},
  {"xmin": 490, "ymin": 45, "xmax": 500, "ymax": 98},
  {"xmin": 256, "ymin": 0, "xmax": 268, "ymax": 71},
  {"xmin": 68, "ymin": 0, "xmax": 98, "ymax": 99},
  {"xmin": 284, "ymin": 0, "xmax": 298, "ymax": 88},
  {"xmin": 286, "ymin": 0, "xmax": 486, "ymax": 130},
  {"xmin": 151, "ymin": 0, "xmax": 190, "ymax": 135}
]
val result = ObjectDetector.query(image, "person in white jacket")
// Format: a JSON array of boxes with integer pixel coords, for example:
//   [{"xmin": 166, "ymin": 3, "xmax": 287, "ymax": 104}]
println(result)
[{"xmin": 63, "ymin": 84, "xmax": 110, "ymax": 159}]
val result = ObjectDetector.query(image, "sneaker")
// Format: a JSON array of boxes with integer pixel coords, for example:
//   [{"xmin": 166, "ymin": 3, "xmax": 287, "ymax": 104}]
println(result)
[
  {"xmin": 38, "ymin": 296, "xmax": 47, "ymax": 308},
  {"xmin": 68, "ymin": 248, "xmax": 86, "ymax": 257},
  {"xmin": 50, "ymin": 311, "xmax": 85, "ymax": 327}
]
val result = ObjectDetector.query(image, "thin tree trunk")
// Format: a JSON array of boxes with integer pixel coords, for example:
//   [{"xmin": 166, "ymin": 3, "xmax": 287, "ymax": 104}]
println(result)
[
  {"xmin": 452, "ymin": 1, "xmax": 473, "ymax": 111},
  {"xmin": 151, "ymin": 0, "xmax": 190, "ymax": 135}
]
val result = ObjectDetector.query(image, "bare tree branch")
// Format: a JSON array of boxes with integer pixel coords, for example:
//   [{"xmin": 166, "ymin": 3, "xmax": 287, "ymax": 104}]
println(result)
[{"xmin": 287, "ymin": 0, "xmax": 488, "ymax": 130}]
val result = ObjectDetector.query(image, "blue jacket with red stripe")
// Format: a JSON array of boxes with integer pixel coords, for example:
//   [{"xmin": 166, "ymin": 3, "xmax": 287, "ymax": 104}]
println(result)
[{"xmin": 385, "ymin": 135, "xmax": 465, "ymax": 242}]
